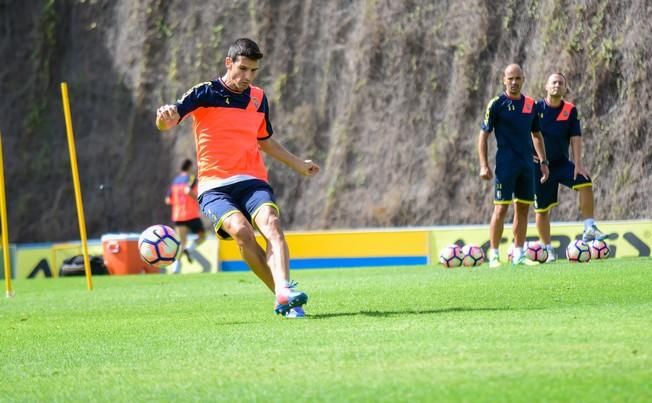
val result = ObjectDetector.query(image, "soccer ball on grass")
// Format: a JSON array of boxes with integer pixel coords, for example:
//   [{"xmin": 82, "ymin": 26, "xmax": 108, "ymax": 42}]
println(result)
[
  {"xmin": 138, "ymin": 225, "xmax": 180, "ymax": 267},
  {"xmin": 439, "ymin": 245, "xmax": 463, "ymax": 268},
  {"xmin": 461, "ymin": 244, "xmax": 485, "ymax": 267},
  {"xmin": 566, "ymin": 240, "xmax": 591, "ymax": 263},
  {"xmin": 589, "ymin": 240, "xmax": 610, "ymax": 260},
  {"xmin": 524, "ymin": 241, "xmax": 549, "ymax": 263}
]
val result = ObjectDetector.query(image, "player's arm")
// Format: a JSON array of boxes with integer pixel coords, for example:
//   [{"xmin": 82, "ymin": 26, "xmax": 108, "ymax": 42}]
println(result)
[
  {"xmin": 478, "ymin": 130, "xmax": 492, "ymax": 180},
  {"xmin": 258, "ymin": 137, "xmax": 320, "ymax": 177},
  {"xmin": 531, "ymin": 131, "xmax": 549, "ymax": 183},
  {"xmin": 186, "ymin": 175, "xmax": 198, "ymax": 198},
  {"xmin": 157, "ymin": 83, "xmax": 209, "ymax": 131},
  {"xmin": 156, "ymin": 105, "xmax": 181, "ymax": 131},
  {"xmin": 478, "ymin": 97, "xmax": 498, "ymax": 181},
  {"xmin": 164, "ymin": 187, "xmax": 172, "ymax": 205},
  {"xmin": 570, "ymin": 136, "xmax": 590, "ymax": 179}
]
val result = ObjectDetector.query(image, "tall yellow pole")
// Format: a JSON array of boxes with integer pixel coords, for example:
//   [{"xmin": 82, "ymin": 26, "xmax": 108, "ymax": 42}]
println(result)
[
  {"xmin": 60, "ymin": 82, "xmax": 93, "ymax": 291},
  {"xmin": 0, "ymin": 131, "xmax": 14, "ymax": 298}
]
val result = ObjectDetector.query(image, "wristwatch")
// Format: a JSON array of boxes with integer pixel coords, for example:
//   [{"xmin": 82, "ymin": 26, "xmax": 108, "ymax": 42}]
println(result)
[{"xmin": 540, "ymin": 159, "xmax": 549, "ymax": 166}]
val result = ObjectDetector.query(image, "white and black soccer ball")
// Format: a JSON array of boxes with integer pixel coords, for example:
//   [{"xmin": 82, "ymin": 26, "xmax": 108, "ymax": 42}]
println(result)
[
  {"xmin": 461, "ymin": 244, "xmax": 485, "ymax": 267},
  {"xmin": 566, "ymin": 240, "xmax": 591, "ymax": 263},
  {"xmin": 524, "ymin": 241, "xmax": 549, "ymax": 263},
  {"xmin": 138, "ymin": 225, "xmax": 180, "ymax": 267},
  {"xmin": 589, "ymin": 240, "xmax": 610, "ymax": 260},
  {"xmin": 439, "ymin": 245, "xmax": 463, "ymax": 268}
]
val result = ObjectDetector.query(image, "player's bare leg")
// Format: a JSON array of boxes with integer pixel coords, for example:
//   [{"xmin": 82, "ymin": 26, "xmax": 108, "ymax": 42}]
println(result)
[
  {"xmin": 578, "ymin": 187, "xmax": 594, "ymax": 219},
  {"xmin": 169, "ymin": 225, "xmax": 189, "ymax": 274},
  {"xmin": 512, "ymin": 202, "xmax": 537, "ymax": 265},
  {"xmin": 535, "ymin": 211, "xmax": 551, "ymax": 245},
  {"xmin": 536, "ymin": 210, "xmax": 557, "ymax": 262},
  {"xmin": 254, "ymin": 206, "xmax": 290, "ymax": 291},
  {"xmin": 490, "ymin": 204, "xmax": 509, "ymax": 249},
  {"xmin": 578, "ymin": 186, "xmax": 607, "ymax": 241},
  {"xmin": 176, "ymin": 225, "xmax": 189, "ymax": 256},
  {"xmin": 222, "ymin": 213, "xmax": 275, "ymax": 292},
  {"xmin": 513, "ymin": 202, "xmax": 530, "ymax": 248},
  {"xmin": 175, "ymin": 225, "xmax": 189, "ymax": 249},
  {"xmin": 194, "ymin": 230, "xmax": 206, "ymax": 247},
  {"xmin": 489, "ymin": 204, "xmax": 509, "ymax": 267},
  {"xmin": 255, "ymin": 206, "xmax": 308, "ymax": 317}
]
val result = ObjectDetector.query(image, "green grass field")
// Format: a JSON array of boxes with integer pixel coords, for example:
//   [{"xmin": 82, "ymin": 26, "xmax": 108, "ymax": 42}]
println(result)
[{"xmin": 1, "ymin": 258, "xmax": 651, "ymax": 402}]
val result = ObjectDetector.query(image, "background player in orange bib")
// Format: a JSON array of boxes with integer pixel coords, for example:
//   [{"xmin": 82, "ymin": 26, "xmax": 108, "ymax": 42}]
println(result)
[
  {"xmin": 165, "ymin": 158, "xmax": 207, "ymax": 274},
  {"xmin": 155, "ymin": 38, "xmax": 320, "ymax": 318}
]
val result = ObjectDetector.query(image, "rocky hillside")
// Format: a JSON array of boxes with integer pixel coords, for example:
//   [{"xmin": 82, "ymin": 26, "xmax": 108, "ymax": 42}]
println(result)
[{"xmin": 1, "ymin": 0, "xmax": 650, "ymax": 242}]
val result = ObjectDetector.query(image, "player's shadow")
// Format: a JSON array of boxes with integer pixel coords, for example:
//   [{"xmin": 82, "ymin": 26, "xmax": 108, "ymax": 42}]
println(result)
[{"xmin": 310, "ymin": 306, "xmax": 521, "ymax": 319}]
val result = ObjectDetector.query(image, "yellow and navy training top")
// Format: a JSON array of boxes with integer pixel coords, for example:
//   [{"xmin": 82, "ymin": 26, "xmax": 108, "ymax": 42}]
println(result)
[
  {"xmin": 176, "ymin": 79, "xmax": 273, "ymax": 195},
  {"xmin": 481, "ymin": 93, "xmax": 540, "ymax": 166},
  {"xmin": 536, "ymin": 99, "xmax": 581, "ymax": 164}
]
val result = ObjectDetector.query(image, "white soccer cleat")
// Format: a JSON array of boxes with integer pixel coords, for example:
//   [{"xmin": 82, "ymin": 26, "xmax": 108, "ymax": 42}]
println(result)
[
  {"xmin": 546, "ymin": 249, "xmax": 557, "ymax": 263},
  {"xmin": 582, "ymin": 225, "xmax": 607, "ymax": 242},
  {"xmin": 285, "ymin": 307, "xmax": 306, "ymax": 319},
  {"xmin": 489, "ymin": 255, "xmax": 502, "ymax": 268}
]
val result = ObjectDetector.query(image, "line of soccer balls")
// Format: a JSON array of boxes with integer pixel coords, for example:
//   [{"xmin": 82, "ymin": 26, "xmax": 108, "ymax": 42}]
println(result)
[{"xmin": 439, "ymin": 240, "xmax": 610, "ymax": 268}]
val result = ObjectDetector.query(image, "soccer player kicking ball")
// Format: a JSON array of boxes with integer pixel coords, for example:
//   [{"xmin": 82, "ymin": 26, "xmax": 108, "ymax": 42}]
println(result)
[
  {"xmin": 155, "ymin": 38, "xmax": 320, "ymax": 318},
  {"xmin": 478, "ymin": 64, "xmax": 549, "ymax": 267},
  {"xmin": 533, "ymin": 73, "xmax": 607, "ymax": 262}
]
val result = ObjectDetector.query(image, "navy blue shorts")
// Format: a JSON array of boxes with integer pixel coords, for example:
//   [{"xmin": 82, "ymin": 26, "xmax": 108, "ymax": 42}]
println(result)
[
  {"xmin": 494, "ymin": 162, "xmax": 535, "ymax": 205},
  {"xmin": 198, "ymin": 179, "xmax": 279, "ymax": 240},
  {"xmin": 174, "ymin": 218, "xmax": 205, "ymax": 234},
  {"xmin": 533, "ymin": 159, "xmax": 592, "ymax": 212}
]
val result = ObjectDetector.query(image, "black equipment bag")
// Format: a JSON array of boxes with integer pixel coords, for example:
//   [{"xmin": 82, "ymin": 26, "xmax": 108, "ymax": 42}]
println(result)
[{"xmin": 59, "ymin": 255, "xmax": 109, "ymax": 277}]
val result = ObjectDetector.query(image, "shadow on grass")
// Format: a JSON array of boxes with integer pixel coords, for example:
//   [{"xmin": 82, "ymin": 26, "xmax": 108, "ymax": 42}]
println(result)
[{"xmin": 310, "ymin": 306, "xmax": 523, "ymax": 319}]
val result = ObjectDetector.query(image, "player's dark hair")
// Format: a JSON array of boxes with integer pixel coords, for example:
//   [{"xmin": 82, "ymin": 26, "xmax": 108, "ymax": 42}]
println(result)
[
  {"xmin": 227, "ymin": 38, "xmax": 263, "ymax": 62},
  {"xmin": 180, "ymin": 159, "xmax": 192, "ymax": 172}
]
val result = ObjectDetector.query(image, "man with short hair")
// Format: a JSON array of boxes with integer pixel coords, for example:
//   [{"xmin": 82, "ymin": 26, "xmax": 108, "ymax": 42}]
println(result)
[
  {"xmin": 165, "ymin": 158, "xmax": 207, "ymax": 274},
  {"xmin": 156, "ymin": 38, "xmax": 320, "ymax": 318},
  {"xmin": 478, "ymin": 64, "xmax": 549, "ymax": 267},
  {"xmin": 533, "ymin": 73, "xmax": 607, "ymax": 262}
]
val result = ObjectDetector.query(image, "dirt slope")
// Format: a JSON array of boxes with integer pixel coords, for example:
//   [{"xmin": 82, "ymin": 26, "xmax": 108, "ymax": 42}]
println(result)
[{"xmin": 0, "ymin": 0, "xmax": 649, "ymax": 242}]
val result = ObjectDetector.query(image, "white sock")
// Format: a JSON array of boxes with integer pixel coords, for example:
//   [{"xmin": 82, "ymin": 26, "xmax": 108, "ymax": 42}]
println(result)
[
  {"xmin": 513, "ymin": 247, "xmax": 524, "ymax": 260},
  {"xmin": 169, "ymin": 259, "xmax": 181, "ymax": 274},
  {"xmin": 545, "ymin": 244, "xmax": 554, "ymax": 252},
  {"xmin": 490, "ymin": 248, "xmax": 499, "ymax": 258},
  {"xmin": 584, "ymin": 218, "xmax": 595, "ymax": 230},
  {"xmin": 275, "ymin": 280, "xmax": 292, "ymax": 295}
]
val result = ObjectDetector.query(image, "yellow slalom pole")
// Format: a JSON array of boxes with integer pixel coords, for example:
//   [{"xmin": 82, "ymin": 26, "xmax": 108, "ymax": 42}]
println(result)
[
  {"xmin": 60, "ymin": 82, "xmax": 93, "ymax": 291},
  {"xmin": 0, "ymin": 131, "xmax": 14, "ymax": 298}
]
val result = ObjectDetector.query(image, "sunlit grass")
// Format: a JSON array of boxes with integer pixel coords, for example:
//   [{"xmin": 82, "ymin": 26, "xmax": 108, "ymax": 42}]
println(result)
[{"xmin": 1, "ymin": 258, "xmax": 651, "ymax": 402}]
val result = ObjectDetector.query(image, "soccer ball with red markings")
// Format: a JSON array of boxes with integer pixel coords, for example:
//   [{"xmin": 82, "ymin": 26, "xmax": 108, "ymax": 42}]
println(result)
[
  {"xmin": 461, "ymin": 245, "xmax": 485, "ymax": 267},
  {"xmin": 138, "ymin": 225, "xmax": 180, "ymax": 267},
  {"xmin": 589, "ymin": 240, "xmax": 610, "ymax": 260},
  {"xmin": 439, "ymin": 245, "xmax": 463, "ymax": 268},
  {"xmin": 525, "ymin": 241, "xmax": 549, "ymax": 263},
  {"xmin": 566, "ymin": 240, "xmax": 591, "ymax": 263}
]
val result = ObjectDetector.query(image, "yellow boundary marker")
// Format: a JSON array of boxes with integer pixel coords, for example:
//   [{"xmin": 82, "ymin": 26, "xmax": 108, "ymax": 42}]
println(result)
[
  {"xmin": 0, "ymin": 131, "xmax": 14, "ymax": 297},
  {"xmin": 60, "ymin": 82, "xmax": 93, "ymax": 291}
]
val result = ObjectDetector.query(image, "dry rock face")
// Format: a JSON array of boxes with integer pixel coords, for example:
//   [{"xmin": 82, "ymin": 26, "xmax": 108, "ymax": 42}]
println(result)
[{"xmin": 1, "ymin": 0, "xmax": 650, "ymax": 242}]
